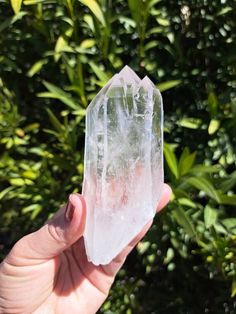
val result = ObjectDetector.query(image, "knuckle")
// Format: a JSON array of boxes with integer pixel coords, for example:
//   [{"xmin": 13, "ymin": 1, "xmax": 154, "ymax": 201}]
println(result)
[{"xmin": 47, "ymin": 224, "xmax": 68, "ymax": 247}]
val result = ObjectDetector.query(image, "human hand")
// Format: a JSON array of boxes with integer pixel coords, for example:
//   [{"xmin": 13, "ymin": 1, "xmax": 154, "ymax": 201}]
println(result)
[{"xmin": 0, "ymin": 184, "xmax": 171, "ymax": 314}]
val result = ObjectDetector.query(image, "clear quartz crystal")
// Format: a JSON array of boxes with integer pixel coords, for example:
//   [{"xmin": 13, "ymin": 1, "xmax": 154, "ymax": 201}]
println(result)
[{"xmin": 82, "ymin": 66, "xmax": 163, "ymax": 265}]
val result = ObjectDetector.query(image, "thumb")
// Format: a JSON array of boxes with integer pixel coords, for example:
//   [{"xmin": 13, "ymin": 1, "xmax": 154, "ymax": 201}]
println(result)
[{"xmin": 7, "ymin": 193, "xmax": 86, "ymax": 264}]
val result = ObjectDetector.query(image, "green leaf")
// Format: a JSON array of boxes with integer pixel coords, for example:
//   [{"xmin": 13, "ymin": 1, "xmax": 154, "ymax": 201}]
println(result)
[
  {"xmin": 163, "ymin": 247, "xmax": 175, "ymax": 264},
  {"xmin": 208, "ymin": 119, "xmax": 220, "ymax": 135},
  {"xmin": 156, "ymin": 17, "xmax": 170, "ymax": 26},
  {"xmin": 22, "ymin": 204, "xmax": 39, "ymax": 213},
  {"xmin": 178, "ymin": 197, "xmax": 197, "ymax": 208},
  {"xmin": 178, "ymin": 148, "xmax": 196, "ymax": 176},
  {"xmin": 189, "ymin": 165, "xmax": 219, "ymax": 174},
  {"xmin": 23, "ymin": 0, "xmax": 46, "ymax": 4},
  {"xmin": 222, "ymin": 218, "xmax": 236, "ymax": 235},
  {"xmin": 54, "ymin": 36, "xmax": 74, "ymax": 61},
  {"xmin": 89, "ymin": 62, "xmax": 110, "ymax": 83},
  {"xmin": 9, "ymin": 178, "xmax": 25, "ymax": 186},
  {"xmin": 231, "ymin": 278, "xmax": 236, "ymax": 298},
  {"xmin": 144, "ymin": 40, "xmax": 158, "ymax": 51},
  {"xmin": 164, "ymin": 143, "xmax": 179, "ymax": 179},
  {"xmin": 0, "ymin": 11, "xmax": 27, "ymax": 32},
  {"xmin": 204, "ymin": 205, "xmax": 218, "ymax": 228},
  {"xmin": 118, "ymin": 16, "xmax": 136, "ymax": 29},
  {"xmin": 54, "ymin": 36, "xmax": 67, "ymax": 61},
  {"xmin": 42, "ymin": 81, "xmax": 66, "ymax": 97},
  {"xmin": 178, "ymin": 147, "xmax": 190, "ymax": 165},
  {"xmin": 178, "ymin": 117, "xmax": 202, "ymax": 129},
  {"xmin": 219, "ymin": 194, "xmax": 236, "ymax": 206},
  {"xmin": 22, "ymin": 170, "xmax": 38, "ymax": 180},
  {"xmin": 27, "ymin": 59, "xmax": 47, "ymax": 77},
  {"xmin": 173, "ymin": 188, "xmax": 189, "ymax": 199},
  {"xmin": 147, "ymin": 26, "xmax": 163, "ymax": 35},
  {"xmin": 0, "ymin": 186, "xmax": 14, "ymax": 199},
  {"xmin": 220, "ymin": 171, "xmax": 236, "ymax": 191},
  {"xmin": 10, "ymin": 0, "xmax": 23, "ymax": 14},
  {"xmin": 21, "ymin": 204, "xmax": 42, "ymax": 219},
  {"xmin": 187, "ymin": 177, "xmax": 221, "ymax": 203},
  {"xmin": 79, "ymin": 0, "xmax": 106, "ymax": 27},
  {"xmin": 214, "ymin": 222, "xmax": 228, "ymax": 235},
  {"xmin": 80, "ymin": 39, "xmax": 96, "ymax": 49},
  {"xmin": 46, "ymin": 108, "xmax": 64, "ymax": 133},
  {"xmin": 23, "ymin": 123, "xmax": 40, "ymax": 132},
  {"xmin": 217, "ymin": 7, "xmax": 232, "ymax": 16},
  {"xmin": 83, "ymin": 14, "xmax": 95, "ymax": 32},
  {"xmin": 172, "ymin": 207, "xmax": 196, "ymax": 238},
  {"xmin": 207, "ymin": 91, "xmax": 218, "ymax": 117},
  {"xmin": 137, "ymin": 241, "xmax": 150, "ymax": 255},
  {"xmin": 148, "ymin": 0, "xmax": 161, "ymax": 8},
  {"xmin": 38, "ymin": 81, "xmax": 79, "ymax": 110},
  {"xmin": 128, "ymin": 0, "xmax": 142, "ymax": 23},
  {"xmin": 157, "ymin": 80, "xmax": 181, "ymax": 92}
]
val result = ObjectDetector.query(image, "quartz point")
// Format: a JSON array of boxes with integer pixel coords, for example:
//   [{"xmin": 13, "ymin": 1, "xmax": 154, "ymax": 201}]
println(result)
[{"xmin": 82, "ymin": 65, "xmax": 164, "ymax": 265}]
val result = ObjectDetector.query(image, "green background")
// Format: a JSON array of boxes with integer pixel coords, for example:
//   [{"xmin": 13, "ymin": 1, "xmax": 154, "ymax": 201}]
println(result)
[{"xmin": 0, "ymin": 0, "xmax": 236, "ymax": 313}]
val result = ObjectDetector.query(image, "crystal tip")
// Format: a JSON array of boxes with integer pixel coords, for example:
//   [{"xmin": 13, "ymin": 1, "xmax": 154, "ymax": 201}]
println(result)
[{"xmin": 118, "ymin": 65, "xmax": 141, "ymax": 84}]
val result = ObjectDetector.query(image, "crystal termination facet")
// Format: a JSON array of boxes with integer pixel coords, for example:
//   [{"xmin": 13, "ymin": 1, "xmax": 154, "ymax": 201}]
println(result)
[{"xmin": 82, "ymin": 66, "xmax": 164, "ymax": 265}]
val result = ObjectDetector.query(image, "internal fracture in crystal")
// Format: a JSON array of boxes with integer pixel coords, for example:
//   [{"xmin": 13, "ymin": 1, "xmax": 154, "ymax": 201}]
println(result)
[{"xmin": 82, "ymin": 66, "xmax": 164, "ymax": 265}]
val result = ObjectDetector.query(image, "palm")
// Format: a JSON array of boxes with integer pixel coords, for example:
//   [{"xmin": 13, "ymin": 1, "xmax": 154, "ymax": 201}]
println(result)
[
  {"xmin": 1, "ymin": 237, "xmax": 121, "ymax": 314},
  {"xmin": 32, "ymin": 239, "xmax": 116, "ymax": 314}
]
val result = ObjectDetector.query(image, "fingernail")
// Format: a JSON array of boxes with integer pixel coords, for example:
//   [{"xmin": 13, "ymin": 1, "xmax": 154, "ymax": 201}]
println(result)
[
  {"xmin": 164, "ymin": 183, "xmax": 172, "ymax": 196},
  {"xmin": 65, "ymin": 197, "xmax": 75, "ymax": 222}
]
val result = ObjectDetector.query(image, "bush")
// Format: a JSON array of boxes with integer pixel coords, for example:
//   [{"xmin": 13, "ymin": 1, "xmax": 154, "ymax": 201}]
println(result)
[{"xmin": 0, "ymin": 0, "xmax": 236, "ymax": 312}]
